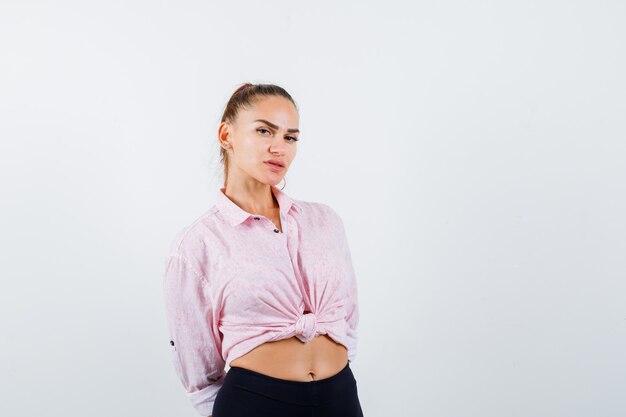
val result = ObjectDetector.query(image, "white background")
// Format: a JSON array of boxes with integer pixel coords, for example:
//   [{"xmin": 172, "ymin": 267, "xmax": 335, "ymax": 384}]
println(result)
[{"xmin": 1, "ymin": 1, "xmax": 625, "ymax": 416}]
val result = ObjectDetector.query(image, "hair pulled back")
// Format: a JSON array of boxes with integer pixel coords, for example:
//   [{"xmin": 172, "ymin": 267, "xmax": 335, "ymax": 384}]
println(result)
[{"xmin": 219, "ymin": 83, "xmax": 298, "ymax": 187}]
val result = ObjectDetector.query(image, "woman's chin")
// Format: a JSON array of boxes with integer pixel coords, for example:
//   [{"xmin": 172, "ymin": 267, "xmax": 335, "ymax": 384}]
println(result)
[{"xmin": 262, "ymin": 173, "xmax": 285, "ymax": 186}]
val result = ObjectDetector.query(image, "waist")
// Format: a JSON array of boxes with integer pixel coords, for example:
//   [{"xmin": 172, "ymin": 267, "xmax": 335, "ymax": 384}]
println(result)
[{"xmin": 228, "ymin": 334, "xmax": 349, "ymax": 381}]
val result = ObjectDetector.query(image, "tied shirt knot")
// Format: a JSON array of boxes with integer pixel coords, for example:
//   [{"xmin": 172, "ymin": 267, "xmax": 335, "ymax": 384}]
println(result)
[{"xmin": 294, "ymin": 312, "xmax": 317, "ymax": 343}]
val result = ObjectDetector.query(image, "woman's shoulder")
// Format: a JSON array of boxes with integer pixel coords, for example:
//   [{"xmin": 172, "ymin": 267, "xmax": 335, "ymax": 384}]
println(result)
[
  {"xmin": 165, "ymin": 206, "xmax": 221, "ymax": 275},
  {"xmin": 291, "ymin": 197, "xmax": 344, "ymax": 228}
]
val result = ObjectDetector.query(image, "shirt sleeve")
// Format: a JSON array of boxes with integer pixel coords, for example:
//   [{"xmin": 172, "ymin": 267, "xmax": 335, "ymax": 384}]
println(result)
[
  {"xmin": 163, "ymin": 254, "xmax": 225, "ymax": 416},
  {"xmin": 333, "ymin": 209, "xmax": 361, "ymax": 364}
]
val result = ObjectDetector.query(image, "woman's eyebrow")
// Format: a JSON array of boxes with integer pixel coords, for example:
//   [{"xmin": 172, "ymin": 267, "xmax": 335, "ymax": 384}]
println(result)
[{"xmin": 254, "ymin": 119, "xmax": 300, "ymax": 133}]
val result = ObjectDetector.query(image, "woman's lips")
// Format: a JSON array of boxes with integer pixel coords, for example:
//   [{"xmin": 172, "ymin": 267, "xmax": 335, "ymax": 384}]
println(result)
[{"xmin": 265, "ymin": 161, "xmax": 285, "ymax": 172}]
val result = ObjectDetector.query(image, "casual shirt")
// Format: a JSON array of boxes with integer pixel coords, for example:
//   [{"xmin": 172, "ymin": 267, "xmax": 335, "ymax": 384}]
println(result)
[{"xmin": 163, "ymin": 184, "xmax": 360, "ymax": 416}]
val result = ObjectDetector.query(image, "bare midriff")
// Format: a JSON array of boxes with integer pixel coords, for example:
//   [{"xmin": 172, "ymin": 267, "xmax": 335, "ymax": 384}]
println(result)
[
  {"xmin": 230, "ymin": 211, "xmax": 349, "ymax": 381},
  {"xmin": 228, "ymin": 334, "xmax": 349, "ymax": 381}
]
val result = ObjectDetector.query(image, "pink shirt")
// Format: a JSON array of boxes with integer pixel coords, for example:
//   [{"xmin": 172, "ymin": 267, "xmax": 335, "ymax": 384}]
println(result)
[{"xmin": 162, "ymin": 184, "xmax": 360, "ymax": 416}]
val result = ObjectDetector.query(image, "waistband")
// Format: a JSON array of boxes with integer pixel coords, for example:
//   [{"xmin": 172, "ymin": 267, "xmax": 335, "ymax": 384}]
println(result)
[{"xmin": 224, "ymin": 361, "xmax": 355, "ymax": 406}]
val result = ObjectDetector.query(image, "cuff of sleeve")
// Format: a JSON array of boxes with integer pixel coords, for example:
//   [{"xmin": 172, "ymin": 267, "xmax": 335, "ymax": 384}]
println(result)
[{"xmin": 187, "ymin": 374, "xmax": 225, "ymax": 416}]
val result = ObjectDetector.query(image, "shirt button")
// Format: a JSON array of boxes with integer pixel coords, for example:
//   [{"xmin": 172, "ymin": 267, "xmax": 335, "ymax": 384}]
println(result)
[
  {"xmin": 273, "ymin": 228, "xmax": 279, "ymax": 233},
  {"xmin": 254, "ymin": 217, "xmax": 260, "ymax": 220},
  {"xmin": 170, "ymin": 340, "xmax": 175, "ymax": 346}
]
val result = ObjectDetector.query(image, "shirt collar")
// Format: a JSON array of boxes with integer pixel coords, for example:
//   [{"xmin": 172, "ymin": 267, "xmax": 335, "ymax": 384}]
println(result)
[{"xmin": 215, "ymin": 184, "xmax": 302, "ymax": 227}]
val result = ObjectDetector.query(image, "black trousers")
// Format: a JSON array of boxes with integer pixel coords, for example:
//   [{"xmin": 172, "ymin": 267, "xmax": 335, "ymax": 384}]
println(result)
[{"xmin": 212, "ymin": 361, "xmax": 364, "ymax": 417}]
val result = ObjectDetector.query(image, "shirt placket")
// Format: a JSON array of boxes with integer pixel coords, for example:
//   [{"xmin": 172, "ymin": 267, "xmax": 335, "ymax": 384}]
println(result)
[
  {"xmin": 284, "ymin": 214, "xmax": 313, "ymax": 314},
  {"xmin": 252, "ymin": 209, "xmax": 311, "ymax": 313}
]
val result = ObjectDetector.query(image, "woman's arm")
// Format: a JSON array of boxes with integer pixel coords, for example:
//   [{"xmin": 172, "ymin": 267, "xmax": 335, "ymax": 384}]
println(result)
[{"xmin": 163, "ymin": 254, "xmax": 225, "ymax": 416}]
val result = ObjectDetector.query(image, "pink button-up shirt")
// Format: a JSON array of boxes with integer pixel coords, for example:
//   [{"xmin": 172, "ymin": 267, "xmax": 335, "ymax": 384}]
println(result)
[{"xmin": 162, "ymin": 184, "xmax": 360, "ymax": 416}]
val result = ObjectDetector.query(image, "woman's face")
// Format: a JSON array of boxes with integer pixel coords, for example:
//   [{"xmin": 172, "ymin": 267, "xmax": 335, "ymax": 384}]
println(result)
[{"xmin": 220, "ymin": 96, "xmax": 300, "ymax": 187}]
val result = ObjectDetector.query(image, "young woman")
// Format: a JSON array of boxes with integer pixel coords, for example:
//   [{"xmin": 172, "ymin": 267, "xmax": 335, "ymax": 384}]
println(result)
[{"xmin": 163, "ymin": 83, "xmax": 363, "ymax": 417}]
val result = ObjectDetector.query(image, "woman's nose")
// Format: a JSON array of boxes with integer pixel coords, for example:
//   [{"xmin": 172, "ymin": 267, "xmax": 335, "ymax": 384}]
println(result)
[{"xmin": 269, "ymin": 137, "xmax": 286, "ymax": 153}]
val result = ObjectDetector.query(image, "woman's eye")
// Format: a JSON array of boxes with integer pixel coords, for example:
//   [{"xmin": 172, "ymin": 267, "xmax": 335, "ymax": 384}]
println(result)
[{"xmin": 258, "ymin": 128, "xmax": 298, "ymax": 142}]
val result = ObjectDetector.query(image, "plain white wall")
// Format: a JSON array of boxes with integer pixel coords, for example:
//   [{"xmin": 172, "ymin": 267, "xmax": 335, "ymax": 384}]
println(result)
[{"xmin": 1, "ymin": 1, "xmax": 625, "ymax": 416}]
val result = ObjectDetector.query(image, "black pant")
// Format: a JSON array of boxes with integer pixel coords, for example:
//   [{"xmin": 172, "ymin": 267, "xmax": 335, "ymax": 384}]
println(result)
[{"xmin": 212, "ymin": 361, "xmax": 364, "ymax": 417}]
